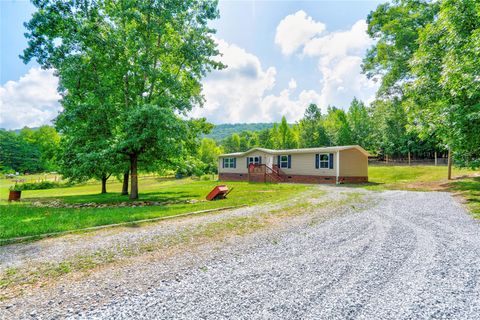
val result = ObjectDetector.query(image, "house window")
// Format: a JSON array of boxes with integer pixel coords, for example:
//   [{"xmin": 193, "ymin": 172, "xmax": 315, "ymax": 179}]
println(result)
[
  {"xmin": 223, "ymin": 158, "xmax": 236, "ymax": 168},
  {"xmin": 319, "ymin": 153, "xmax": 329, "ymax": 168},
  {"xmin": 247, "ymin": 156, "xmax": 260, "ymax": 165},
  {"xmin": 279, "ymin": 155, "xmax": 289, "ymax": 168}
]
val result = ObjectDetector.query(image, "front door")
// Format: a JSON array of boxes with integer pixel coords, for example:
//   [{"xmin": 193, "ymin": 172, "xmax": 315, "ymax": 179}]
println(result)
[{"xmin": 266, "ymin": 155, "xmax": 273, "ymax": 172}]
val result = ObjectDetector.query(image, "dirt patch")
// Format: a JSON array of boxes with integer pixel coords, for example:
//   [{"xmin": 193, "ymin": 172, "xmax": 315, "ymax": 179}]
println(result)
[
  {"xmin": 402, "ymin": 180, "xmax": 451, "ymax": 191},
  {"xmin": 401, "ymin": 173, "xmax": 480, "ymax": 191}
]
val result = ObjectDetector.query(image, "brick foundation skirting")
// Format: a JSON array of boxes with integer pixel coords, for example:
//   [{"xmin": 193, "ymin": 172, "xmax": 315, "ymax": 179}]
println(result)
[
  {"xmin": 218, "ymin": 173, "xmax": 249, "ymax": 181},
  {"xmin": 219, "ymin": 173, "xmax": 368, "ymax": 184},
  {"xmin": 338, "ymin": 176, "xmax": 368, "ymax": 183},
  {"xmin": 283, "ymin": 175, "xmax": 336, "ymax": 184}
]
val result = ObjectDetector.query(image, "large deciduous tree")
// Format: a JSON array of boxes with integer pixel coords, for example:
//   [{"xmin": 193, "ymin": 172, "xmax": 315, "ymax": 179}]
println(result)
[
  {"xmin": 347, "ymin": 98, "xmax": 371, "ymax": 150},
  {"xmin": 362, "ymin": 0, "xmax": 438, "ymax": 97},
  {"xmin": 324, "ymin": 107, "xmax": 353, "ymax": 146},
  {"xmin": 56, "ymin": 101, "xmax": 124, "ymax": 194},
  {"xmin": 407, "ymin": 0, "xmax": 480, "ymax": 168},
  {"xmin": 279, "ymin": 116, "xmax": 298, "ymax": 149},
  {"xmin": 364, "ymin": 0, "xmax": 480, "ymax": 170},
  {"xmin": 23, "ymin": 0, "xmax": 224, "ymax": 198}
]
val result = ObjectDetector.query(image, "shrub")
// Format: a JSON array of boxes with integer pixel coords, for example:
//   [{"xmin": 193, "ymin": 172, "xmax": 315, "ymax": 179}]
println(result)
[
  {"xmin": 8, "ymin": 184, "xmax": 22, "ymax": 191},
  {"xmin": 200, "ymin": 174, "xmax": 215, "ymax": 181},
  {"xmin": 12, "ymin": 181, "xmax": 73, "ymax": 191},
  {"xmin": 176, "ymin": 156, "xmax": 206, "ymax": 177}
]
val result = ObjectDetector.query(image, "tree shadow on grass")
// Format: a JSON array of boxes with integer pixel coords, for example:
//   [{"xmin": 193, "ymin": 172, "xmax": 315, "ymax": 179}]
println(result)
[
  {"xmin": 449, "ymin": 177, "xmax": 480, "ymax": 192},
  {"xmin": 445, "ymin": 177, "xmax": 480, "ymax": 217},
  {"xmin": 337, "ymin": 181, "xmax": 385, "ymax": 189},
  {"xmin": 26, "ymin": 190, "xmax": 197, "ymax": 204}
]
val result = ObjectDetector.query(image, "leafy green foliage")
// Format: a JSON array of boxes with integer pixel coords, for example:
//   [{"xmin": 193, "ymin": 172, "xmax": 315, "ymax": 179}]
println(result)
[
  {"xmin": 279, "ymin": 116, "xmax": 298, "ymax": 149},
  {"xmin": 56, "ymin": 100, "xmax": 124, "ymax": 194},
  {"xmin": 23, "ymin": 0, "xmax": 224, "ymax": 198},
  {"xmin": 323, "ymin": 107, "xmax": 352, "ymax": 146},
  {"xmin": 364, "ymin": 0, "xmax": 479, "ymax": 168},
  {"xmin": 363, "ymin": 0, "xmax": 439, "ymax": 97},
  {"xmin": 0, "ymin": 126, "xmax": 59, "ymax": 173},
  {"xmin": 204, "ymin": 123, "xmax": 275, "ymax": 141},
  {"xmin": 10, "ymin": 180, "xmax": 72, "ymax": 191},
  {"xmin": 198, "ymin": 138, "xmax": 223, "ymax": 173},
  {"xmin": 298, "ymin": 104, "xmax": 329, "ymax": 148},
  {"xmin": 347, "ymin": 98, "xmax": 371, "ymax": 149},
  {"xmin": 407, "ymin": 0, "xmax": 480, "ymax": 168}
]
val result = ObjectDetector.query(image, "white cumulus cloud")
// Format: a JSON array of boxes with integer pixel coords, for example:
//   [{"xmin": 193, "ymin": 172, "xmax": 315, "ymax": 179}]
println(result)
[
  {"xmin": 0, "ymin": 67, "xmax": 61, "ymax": 130},
  {"xmin": 288, "ymin": 78, "xmax": 297, "ymax": 90},
  {"xmin": 275, "ymin": 10, "xmax": 326, "ymax": 56},
  {"xmin": 303, "ymin": 20, "xmax": 372, "ymax": 61},
  {"xmin": 274, "ymin": 16, "xmax": 378, "ymax": 111},
  {"xmin": 195, "ymin": 38, "xmax": 323, "ymax": 123},
  {"xmin": 261, "ymin": 88, "xmax": 322, "ymax": 122},
  {"xmin": 193, "ymin": 38, "xmax": 277, "ymax": 123},
  {"xmin": 3, "ymin": 17, "xmax": 379, "ymax": 129}
]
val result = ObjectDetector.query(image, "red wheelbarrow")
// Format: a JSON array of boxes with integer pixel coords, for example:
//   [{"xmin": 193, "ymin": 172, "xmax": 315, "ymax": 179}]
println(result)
[{"xmin": 206, "ymin": 185, "xmax": 233, "ymax": 201}]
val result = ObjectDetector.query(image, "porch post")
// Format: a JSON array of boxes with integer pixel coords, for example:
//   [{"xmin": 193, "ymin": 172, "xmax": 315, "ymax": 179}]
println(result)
[{"xmin": 336, "ymin": 151, "xmax": 340, "ymax": 184}]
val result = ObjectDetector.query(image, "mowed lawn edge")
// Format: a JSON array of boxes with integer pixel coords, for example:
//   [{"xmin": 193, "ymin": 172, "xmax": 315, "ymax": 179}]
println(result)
[
  {"xmin": 1, "ymin": 166, "xmax": 479, "ymax": 241},
  {"xmin": 364, "ymin": 166, "xmax": 480, "ymax": 218},
  {"xmin": 0, "ymin": 178, "xmax": 312, "ymax": 240}
]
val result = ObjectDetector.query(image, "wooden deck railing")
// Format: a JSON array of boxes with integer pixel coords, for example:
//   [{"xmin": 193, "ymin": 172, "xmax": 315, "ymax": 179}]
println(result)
[{"xmin": 248, "ymin": 164, "xmax": 286, "ymax": 182}]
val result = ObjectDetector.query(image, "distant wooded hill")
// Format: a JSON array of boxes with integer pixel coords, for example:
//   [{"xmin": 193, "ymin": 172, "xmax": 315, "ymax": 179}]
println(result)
[{"xmin": 204, "ymin": 123, "xmax": 275, "ymax": 141}]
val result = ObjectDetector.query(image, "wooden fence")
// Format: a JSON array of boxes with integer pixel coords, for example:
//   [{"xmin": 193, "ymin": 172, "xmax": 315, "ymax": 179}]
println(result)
[{"xmin": 369, "ymin": 157, "xmax": 449, "ymax": 166}]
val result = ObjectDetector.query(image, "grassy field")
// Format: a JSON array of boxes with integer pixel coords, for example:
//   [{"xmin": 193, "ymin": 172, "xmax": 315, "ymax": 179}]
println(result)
[
  {"xmin": 367, "ymin": 165, "xmax": 477, "ymax": 190},
  {"xmin": 367, "ymin": 165, "xmax": 480, "ymax": 218},
  {"xmin": 0, "ymin": 176, "xmax": 311, "ymax": 241},
  {"xmin": 1, "ymin": 166, "xmax": 479, "ymax": 241},
  {"xmin": 449, "ymin": 177, "xmax": 480, "ymax": 219}
]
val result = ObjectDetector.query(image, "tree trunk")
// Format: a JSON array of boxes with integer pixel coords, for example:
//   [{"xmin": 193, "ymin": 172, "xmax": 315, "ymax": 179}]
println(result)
[
  {"xmin": 434, "ymin": 151, "xmax": 437, "ymax": 166},
  {"xmin": 101, "ymin": 176, "xmax": 107, "ymax": 194},
  {"xmin": 447, "ymin": 148, "xmax": 452, "ymax": 180},
  {"xmin": 121, "ymin": 170, "xmax": 129, "ymax": 195},
  {"xmin": 408, "ymin": 151, "xmax": 411, "ymax": 166},
  {"xmin": 130, "ymin": 154, "xmax": 139, "ymax": 199}
]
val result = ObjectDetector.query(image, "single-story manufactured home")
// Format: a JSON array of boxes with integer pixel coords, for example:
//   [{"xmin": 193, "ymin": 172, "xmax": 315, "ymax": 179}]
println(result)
[{"xmin": 218, "ymin": 145, "xmax": 369, "ymax": 184}]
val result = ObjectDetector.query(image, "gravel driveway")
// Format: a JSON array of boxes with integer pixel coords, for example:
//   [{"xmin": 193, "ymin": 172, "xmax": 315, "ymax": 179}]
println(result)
[{"xmin": 2, "ymin": 188, "xmax": 480, "ymax": 319}]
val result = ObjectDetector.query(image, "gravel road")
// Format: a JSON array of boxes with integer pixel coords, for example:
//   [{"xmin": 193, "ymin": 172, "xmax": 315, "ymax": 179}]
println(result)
[{"xmin": 2, "ymin": 188, "xmax": 480, "ymax": 319}]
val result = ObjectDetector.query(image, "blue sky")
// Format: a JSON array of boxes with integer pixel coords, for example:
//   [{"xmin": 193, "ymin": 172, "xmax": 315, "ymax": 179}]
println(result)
[{"xmin": 0, "ymin": 0, "xmax": 382, "ymax": 129}]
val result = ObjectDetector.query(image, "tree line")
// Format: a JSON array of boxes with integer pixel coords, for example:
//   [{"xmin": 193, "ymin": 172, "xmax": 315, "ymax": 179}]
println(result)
[
  {"xmin": 0, "ymin": 124, "xmax": 222, "ymax": 183},
  {"xmin": 0, "ymin": 126, "xmax": 60, "ymax": 173}
]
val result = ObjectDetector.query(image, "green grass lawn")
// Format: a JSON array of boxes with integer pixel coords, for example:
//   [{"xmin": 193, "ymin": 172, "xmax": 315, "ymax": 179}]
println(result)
[
  {"xmin": 0, "ymin": 176, "xmax": 311, "ymax": 241},
  {"xmin": 450, "ymin": 177, "xmax": 480, "ymax": 219},
  {"xmin": 2, "ymin": 166, "xmax": 479, "ymax": 241},
  {"xmin": 366, "ymin": 165, "xmax": 480, "ymax": 218},
  {"xmin": 367, "ymin": 165, "xmax": 476, "ymax": 189}
]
